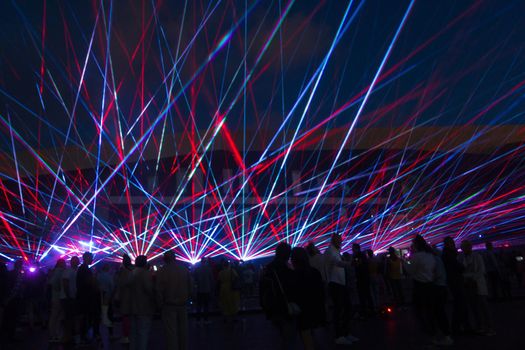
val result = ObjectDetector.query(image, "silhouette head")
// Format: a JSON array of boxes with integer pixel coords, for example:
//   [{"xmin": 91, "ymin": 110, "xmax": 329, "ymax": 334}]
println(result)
[
  {"xmin": 291, "ymin": 247, "xmax": 310, "ymax": 270},
  {"xmin": 164, "ymin": 251, "xmax": 176, "ymax": 264},
  {"xmin": 331, "ymin": 234, "xmax": 342, "ymax": 250},
  {"xmin": 122, "ymin": 254, "xmax": 132, "ymax": 268},
  {"xmin": 305, "ymin": 242, "xmax": 320, "ymax": 256},
  {"xmin": 82, "ymin": 252, "xmax": 94, "ymax": 265},
  {"xmin": 135, "ymin": 255, "xmax": 148, "ymax": 268},
  {"xmin": 412, "ymin": 235, "xmax": 431, "ymax": 253},
  {"xmin": 70, "ymin": 256, "xmax": 80, "ymax": 268},
  {"xmin": 275, "ymin": 242, "xmax": 292, "ymax": 263},
  {"xmin": 56, "ymin": 258, "xmax": 66, "ymax": 269}
]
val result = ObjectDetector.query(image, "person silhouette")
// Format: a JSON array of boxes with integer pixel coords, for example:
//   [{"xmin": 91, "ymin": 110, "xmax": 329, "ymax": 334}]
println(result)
[
  {"xmin": 76, "ymin": 252, "xmax": 100, "ymax": 343},
  {"xmin": 129, "ymin": 255, "xmax": 155, "ymax": 350},
  {"xmin": 157, "ymin": 251, "xmax": 192, "ymax": 350}
]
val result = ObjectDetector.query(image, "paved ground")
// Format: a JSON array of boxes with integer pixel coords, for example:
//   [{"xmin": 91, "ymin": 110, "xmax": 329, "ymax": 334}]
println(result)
[{"xmin": 4, "ymin": 298, "xmax": 525, "ymax": 350}]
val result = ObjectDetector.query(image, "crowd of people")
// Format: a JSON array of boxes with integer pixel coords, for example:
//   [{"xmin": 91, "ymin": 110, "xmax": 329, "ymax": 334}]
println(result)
[
  {"xmin": 0, "ymin": 250, "xmax": 259, "ymax": 349},
  {"xmin": 0, "ymin": 234, "xmax": 523, "ymax": 349},
  {"xmin": 259, "ymin": 234, "xmax": 525, "ymax": 349}
]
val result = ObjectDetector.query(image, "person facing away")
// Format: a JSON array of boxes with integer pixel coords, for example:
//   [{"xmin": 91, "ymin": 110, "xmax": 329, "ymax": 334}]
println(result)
[
  {"xmin": 260, "ymin": 242, "xmax": 297, "ymax": 350},
  {"xmin": 114, "ymin": 254, "xmax": 133, "ymax": 344},
  {"xmin": 306, "ymin": 242, "xmax": 326, "ymax": 281},
  {"xmin": 385, "ymin": 247, "xmax": 404, "ymax": 307},
  {"xmin": 48, "ymin": 258, "xmax": 67, "ymax": 342},
  {"xmin": 403, "ymin": 235, "xmax": 436, "ymax": 335},
  {"xmin": 483, "ymin": 241, "xmax": 502, "ymax": 300},
  {"xmin": 291, "ymin": 247, "xmax": 326, "ymax": 350},
  {"xmin": 460, "ymin": 240, "xmax": 494, "ymax": 336},
  {"xmin": 352, "ymin": 243, "xmax": 373, "ymax": 316},
  {"xmin": 62, "ymin": 256, "xmax": 80, "ymax": 344},
  {"xmin": 341, "ymin": 252, "xmax": 354, "ymax": 291},
  {"xmin": 156, "ymin": 251, "xmax": 192, "ymax": 350},
  {"xmin": 431, "ymin": 248, "xmax": 454, "ymax": 346},
  {"xmin": 324, "ymin": 234, "xmax": 359, "ymax": 346},
  {"xmin": 193, "ymin": 257, "xmax": 214, "ymax": 324},
  {"xmin": 97, "ymin": 263, "xmax": 114, "ymax": 327},
  {"xmin": 129, "ymin": 255, "xmax": 155, "ymax": 350},
  {"xmin": 441, "ymin": 237, "xmax": 469, "ymax": 334},
  {"xmin": 3, "ymin": 259, "xmax": 25, "ymax": 341},
  {"xmin": 76, "ymin": 252, "xmax": 101, "ymax": 342},
  {"xmin": 217, "ymin": 260, "xmax": 241, "ymax": 322},
  {"xmin": 366, "ymin": 249, "xmax": 381, "ymax": 312}
]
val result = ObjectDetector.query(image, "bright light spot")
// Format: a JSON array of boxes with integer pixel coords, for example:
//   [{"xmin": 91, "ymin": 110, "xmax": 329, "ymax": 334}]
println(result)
[
  {"xmin": 52, "ymin": 245, "xmax": 65, "ymax": 254},
  {"xmin": 189, "ymin": 258, "xmax": 199, "ymax": 265},
  {"xmin": 29, "ymin": 267, "xmax": 37, "ymax": 273}
]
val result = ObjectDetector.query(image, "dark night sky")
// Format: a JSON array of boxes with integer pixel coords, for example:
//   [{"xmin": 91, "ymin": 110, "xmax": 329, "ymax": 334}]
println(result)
[{"xmin": 1, "ymin": 0, "xmax": 525, "ymax": 150}]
